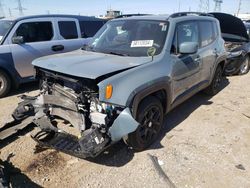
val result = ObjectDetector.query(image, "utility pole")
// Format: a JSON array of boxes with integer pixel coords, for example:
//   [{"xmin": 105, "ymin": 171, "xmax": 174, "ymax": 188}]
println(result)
[
  {"xmin": 8, "ymin": 8, "xmax": 12, "ymax": 17},
  {"xmin": 0, "ymin": 0, "xmax": 5, "ymax": 18},
  {"xmin": 214, "ymin": 0, "xmax": 223, "ymax": 12},
  {"xmin": 236, "ymin": 0, "xmax": 242, "ymax": 16},
  {"xmin": 178, "ymin": 0, "xmax": 181, "ymax": 12},
  {"xmin": 199, "ymin": 0, "xmax": 210, "ymax": 12},
  {"xmin": 15, "ymin": 0, "xmax": 25, "ymax": 16}
]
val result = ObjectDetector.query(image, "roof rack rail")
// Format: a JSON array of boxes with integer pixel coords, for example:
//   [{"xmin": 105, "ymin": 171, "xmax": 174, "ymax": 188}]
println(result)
[{"xmin": 169, "ymin": 12, "xmax": 214, "ymax": 18}]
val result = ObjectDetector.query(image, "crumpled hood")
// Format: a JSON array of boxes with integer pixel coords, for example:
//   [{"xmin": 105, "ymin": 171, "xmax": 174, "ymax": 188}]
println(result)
[
  {"xmin": 32, "ymin": 50, "xmax": 151, "ymax": 79},
  {"xmin": 210, "ymin": 12, "xmax": 249, "ymax": 42}
]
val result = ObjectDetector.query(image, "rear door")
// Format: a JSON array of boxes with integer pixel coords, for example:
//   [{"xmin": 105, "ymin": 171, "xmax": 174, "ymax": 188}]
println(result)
[
  {"xmin": 198, "ymin": 20, "xmax": 218, "ymax": 82},
  {"xmin": 8, "ymin": 17, "xmax": 60, "ymax": 78},
  {"xmin": 54, "ymin": 18, "xmax": 85, "ymax": 52}
]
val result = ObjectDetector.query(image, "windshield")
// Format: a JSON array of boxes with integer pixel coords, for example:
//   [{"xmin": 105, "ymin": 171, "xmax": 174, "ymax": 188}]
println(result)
[
  {"xmin": 87, "ymin": 19, "xmax": 168, "ymax": 57},
  {"xmin": 0, "ymin": 20, "xmax": 13, "ymax": 42}
]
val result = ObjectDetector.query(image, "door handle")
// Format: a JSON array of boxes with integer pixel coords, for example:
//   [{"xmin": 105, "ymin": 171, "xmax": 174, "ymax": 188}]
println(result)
[{"xmin": 51, "ymin": 45, "xmax": 64, "ymax": 52}]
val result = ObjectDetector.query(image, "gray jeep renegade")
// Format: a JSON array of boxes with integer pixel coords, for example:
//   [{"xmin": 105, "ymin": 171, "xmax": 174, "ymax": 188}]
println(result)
[{"xmin": 4, "ymin": 12, "xmax": 227, "ymax": 158}]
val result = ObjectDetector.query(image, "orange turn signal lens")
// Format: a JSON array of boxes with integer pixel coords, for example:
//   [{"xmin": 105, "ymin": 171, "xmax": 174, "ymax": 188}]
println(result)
[{"xmin": 105, "ymin": 84, "xmax": 113, "ymax": 99}]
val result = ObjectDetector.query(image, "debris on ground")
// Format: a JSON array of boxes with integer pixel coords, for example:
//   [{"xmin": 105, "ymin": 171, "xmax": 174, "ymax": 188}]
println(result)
[{"xmin": 235, "ymin": 164, "xmax": 246, "ymax": 171}]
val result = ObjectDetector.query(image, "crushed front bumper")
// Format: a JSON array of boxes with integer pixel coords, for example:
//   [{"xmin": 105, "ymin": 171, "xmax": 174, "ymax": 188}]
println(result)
[{"xmin": 1, "ymin": 94, "xmax": 139, "ymax": 158}]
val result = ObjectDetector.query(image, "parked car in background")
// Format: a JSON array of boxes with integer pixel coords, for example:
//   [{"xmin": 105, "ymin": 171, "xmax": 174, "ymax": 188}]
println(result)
[
  {"xmin": 0, "ymin": 14, "xmax": 106, "ymax": 97},
  {"xmin": 245, "ymin": 22, "xmax": 250, "ymax": 38},
  {"xmin": 210, "ymin": 13, "xmax": 250, "ymax": 75},
  {"xmin": 6, "ymin": 12, "xmax": 228, "ymax": 158}
]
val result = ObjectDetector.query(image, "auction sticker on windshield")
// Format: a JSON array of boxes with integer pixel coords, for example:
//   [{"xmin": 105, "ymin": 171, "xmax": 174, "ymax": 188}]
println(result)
[{"xmin": 131, "ymin": 40, "xmax": 154, "ymax": 48}]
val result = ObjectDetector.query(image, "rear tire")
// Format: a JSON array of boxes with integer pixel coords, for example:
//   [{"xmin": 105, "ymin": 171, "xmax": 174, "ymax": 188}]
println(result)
[
  {"xmin": 203, "ymin": 65, "xmax": 223, "ymax": 96},
  {"xmin": 0, "ymin": 70, "xmax": 11, "ymax": 98},
  {"xmin": 238, "ymin": 55, "xmax": 249, "ymax": 75},
  {"xmin": 125, "ymin": 96, "xmax": 164, "ymax": 151}
]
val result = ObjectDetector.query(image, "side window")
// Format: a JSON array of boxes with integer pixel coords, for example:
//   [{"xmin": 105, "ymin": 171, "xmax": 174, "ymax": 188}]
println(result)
[
  {"xmin": 15, "ymin": 22, "xmax": 53, "ymax": 43},
  {"xmin": 79, "ymin": 21, "xmax": 104, "ymax": 38},
  {"xmin": 58, "ymin": 21, "xmax": 78, "ymax": 39},
  {"xmin": 199, "ymin": 21, "xmax": 214, "ymax": 47},
  {"xmin": 171, "ymin": 21, "xmax": 199, "ymax": 54},
  {"xmin": 212, "ymin": 21, "xmax": 219, "ymax": 38}
]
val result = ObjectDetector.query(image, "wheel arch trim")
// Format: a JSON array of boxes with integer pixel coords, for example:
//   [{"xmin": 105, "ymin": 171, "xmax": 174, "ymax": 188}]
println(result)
[{"xmin": 126, "ymin": 77, "xmax": 171, "ymax": 118}]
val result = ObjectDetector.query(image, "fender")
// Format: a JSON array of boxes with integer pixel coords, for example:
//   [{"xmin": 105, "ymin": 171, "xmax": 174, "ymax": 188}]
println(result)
[
  {"xmin": 127, "ymin": 77, "xmax": 172, "ymax": 117},
  {"xmin": 0, "ymin": 53, "xmax": 21, "ymax": 88}
]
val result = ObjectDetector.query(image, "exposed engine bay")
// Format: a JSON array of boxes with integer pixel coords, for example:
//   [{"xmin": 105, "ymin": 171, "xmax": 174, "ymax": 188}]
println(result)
[
  {"xmin": 9, "ymin": 69, "xmax": 139, "ymax": 158},
  {"xmin": 224, "ymin": 42, "xmax": 243, "ymax": 52}
]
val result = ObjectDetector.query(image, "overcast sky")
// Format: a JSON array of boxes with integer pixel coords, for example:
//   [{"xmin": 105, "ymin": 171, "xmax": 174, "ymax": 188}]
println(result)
[{"xmin": 1, "ymin": 0, "xmax": 250, "ymax": 17}]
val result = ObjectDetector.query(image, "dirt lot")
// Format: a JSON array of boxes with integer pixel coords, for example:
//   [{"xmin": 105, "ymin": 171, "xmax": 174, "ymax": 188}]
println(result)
[{"xmin": 0, "ymin": 73, "xmax": 250, "ymax": 188}]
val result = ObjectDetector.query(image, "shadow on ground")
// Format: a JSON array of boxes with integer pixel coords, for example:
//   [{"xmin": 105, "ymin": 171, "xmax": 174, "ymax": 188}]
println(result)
[
  {"xmin": 0, "ymin": 154, "xmax": 42, "ymax": 188},
  {"xmin": 8, "ymin": 82, "xmax": 39, "ymax": 97},
  {"xmin": 0, "ymin": 124, "xmax": 35, "ymax": 150}
]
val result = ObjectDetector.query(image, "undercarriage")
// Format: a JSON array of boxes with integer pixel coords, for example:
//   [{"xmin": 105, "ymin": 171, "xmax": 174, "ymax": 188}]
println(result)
[{"xmin": 1, "ymin": 69, "xmax": 139, "ymax": 158}]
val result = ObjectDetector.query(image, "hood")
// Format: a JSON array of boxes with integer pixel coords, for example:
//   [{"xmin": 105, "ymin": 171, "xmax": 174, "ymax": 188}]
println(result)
[
  {"xmin": 32, "ymin": 50, "xmax": 151, "ymax": 79},
  {"xmin": 210, "ymin": 12, "xmax": 249, "ymax": 42}
]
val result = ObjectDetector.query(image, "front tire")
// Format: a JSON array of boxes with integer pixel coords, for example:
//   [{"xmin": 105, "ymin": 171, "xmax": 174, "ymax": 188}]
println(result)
[
  {"xmin": 125, "ymin": 96, "xmax": 164, "ymax": 151},
  {"xmin": 203, "ymin": 65, "xmax": 223, "ymax": 96},
  {"xmin": 0, "ymin": 70, "xmax": 11, "ymax": 98}
]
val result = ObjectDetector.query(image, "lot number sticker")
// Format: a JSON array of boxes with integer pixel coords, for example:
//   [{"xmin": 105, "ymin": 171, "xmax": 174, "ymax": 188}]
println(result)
[{"xmin": 131, "ymin": 40, "xmax": 154, "ymax": 47}]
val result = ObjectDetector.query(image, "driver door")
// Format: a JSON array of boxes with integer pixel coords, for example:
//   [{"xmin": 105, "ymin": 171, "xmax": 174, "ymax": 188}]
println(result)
[
  {"xmin": 171, "ymin": 21, "xmax": 202, "ymax": 103},
  {"xmin": 7, "ymin": 18, "xmax": 60, "ymax": 78}
]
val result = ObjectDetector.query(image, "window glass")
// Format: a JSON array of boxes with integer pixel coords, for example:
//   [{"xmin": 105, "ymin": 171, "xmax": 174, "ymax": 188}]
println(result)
[
  {"xmin": 200, "ymin": 21, "xmax": 214, "ymax": 47},
  {"xmin": 171, "ymin": 22, "xmax": 198, "ymax": 54},
  {"xmin": 213, "ymin": 22, "xmax": 219, "ymax": 37},
  {"xmin": 58, "ymin": 21, "xmax": 78, "ymax": 39},
  {"xmin": 87, "ymin": 20, "xmax": 168, "ymax": 57},
  {"xmin": 79, "ymin": 21, "xmax": 104, "ymax": 38},
  {"xmin": 0, "ymin": 20, "xmax": 13, "ymax": 42},
  {"xmin": 15, "ymin": 22, "xmax": 53, "ymax": 43}
]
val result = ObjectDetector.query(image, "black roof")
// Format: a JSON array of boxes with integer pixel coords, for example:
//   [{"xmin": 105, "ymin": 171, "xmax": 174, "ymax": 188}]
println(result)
[{"xmin": 9, "ymin": 14, "xmax": 105, "ymax": 22}]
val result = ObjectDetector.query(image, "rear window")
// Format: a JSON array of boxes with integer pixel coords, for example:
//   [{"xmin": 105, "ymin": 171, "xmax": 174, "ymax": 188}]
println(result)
[
  {"xmin": 15, "ymin": 22, "xmax": 53, "ymax": 43},
  {"xmin": 199, "ymin": 21, "xmax": 214, "ymax": 47},
  {"xmin": 58, "ymin": 21, "xmax": 78, "ymax": 39},
  {"xmin": 79, "ymin": 21, "xmax": 104, "ymax": 38}
]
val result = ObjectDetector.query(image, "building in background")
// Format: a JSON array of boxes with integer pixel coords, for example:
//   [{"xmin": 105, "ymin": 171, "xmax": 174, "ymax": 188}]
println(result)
[{"xmin": 98, "ymin": 9, "xmax": 121, "ymax": 19}]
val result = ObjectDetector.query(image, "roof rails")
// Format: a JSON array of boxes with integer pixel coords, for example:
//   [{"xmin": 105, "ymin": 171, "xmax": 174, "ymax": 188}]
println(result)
[
  {"xmin": 169, "ymin": 12, "xmax": 214, "ymax": 18},
  {"xmin": 115, "ymin": 14, "xmax": 151, "ymax": 19}
]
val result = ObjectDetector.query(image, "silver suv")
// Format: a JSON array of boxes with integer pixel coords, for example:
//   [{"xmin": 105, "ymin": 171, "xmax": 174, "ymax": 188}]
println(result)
[
  {"xmin": 5, "ymin": 13, "xmax": 227, "ymax": 158},
  {"xmin": 0, "ymin": 15, "xmax": 105, "ymax": 97}
]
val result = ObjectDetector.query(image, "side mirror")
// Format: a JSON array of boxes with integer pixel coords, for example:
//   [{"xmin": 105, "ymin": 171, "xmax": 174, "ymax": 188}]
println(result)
[
  {"xmin": 179, "ymin": 42, "xmax": 198, "ymax": 54},
  {"xmin": 12, "ymin": 36, "xmax": 24, "ymax": 44}
]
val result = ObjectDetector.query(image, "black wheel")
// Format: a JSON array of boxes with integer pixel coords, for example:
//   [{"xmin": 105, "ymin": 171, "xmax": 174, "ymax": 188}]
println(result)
[
  {"xmin": 204, "ymin": 65, "xmax": 223, "ymax": 96},
  {"xmin": 0, "ymin": 70, "xmax": 11, "ymax": 98},
  {"xmin": 125, "ymin": 96, "xmax": 164, "ymax": 151},
  {"xmin": 238, "ymin": 55, "xmax": 249, "ymax": 75}
]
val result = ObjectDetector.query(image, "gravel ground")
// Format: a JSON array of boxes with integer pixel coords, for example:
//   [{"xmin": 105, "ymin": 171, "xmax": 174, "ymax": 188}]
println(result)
[{"xmin": 0, "ymin": 73, "xmax": 250, "ymax": 188}]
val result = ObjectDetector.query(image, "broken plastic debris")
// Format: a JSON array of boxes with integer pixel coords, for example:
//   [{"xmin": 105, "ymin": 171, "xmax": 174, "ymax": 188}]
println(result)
[
  {"xmin": 158, "ymin": 159, "xmax": 164, "ymax": 166},
  {"xmin": 235, "ymin": 164, "xmax": 246, "ymax": 170}
]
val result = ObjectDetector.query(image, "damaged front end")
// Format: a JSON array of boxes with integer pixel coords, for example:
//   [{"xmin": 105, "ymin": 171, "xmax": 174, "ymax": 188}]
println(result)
[
  {"xmin": 7, "ymin": 69, "xmax": 139, "ymax": 158},
  {"xmin": 224, "ymin": 42, "xmax": 248, "ymax": 75}
]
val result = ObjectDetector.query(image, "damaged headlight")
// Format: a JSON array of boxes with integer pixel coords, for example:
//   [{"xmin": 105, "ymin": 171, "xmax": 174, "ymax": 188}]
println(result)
[{"xmin": 90, "ymin": 98, "xmax": 113, "ymax": 114}]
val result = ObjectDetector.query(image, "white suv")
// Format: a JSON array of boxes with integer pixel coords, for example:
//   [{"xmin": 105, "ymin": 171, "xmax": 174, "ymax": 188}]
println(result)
[{"xmin": 0, "ymin": 14, "xmax": 105, "ymax": 97}]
